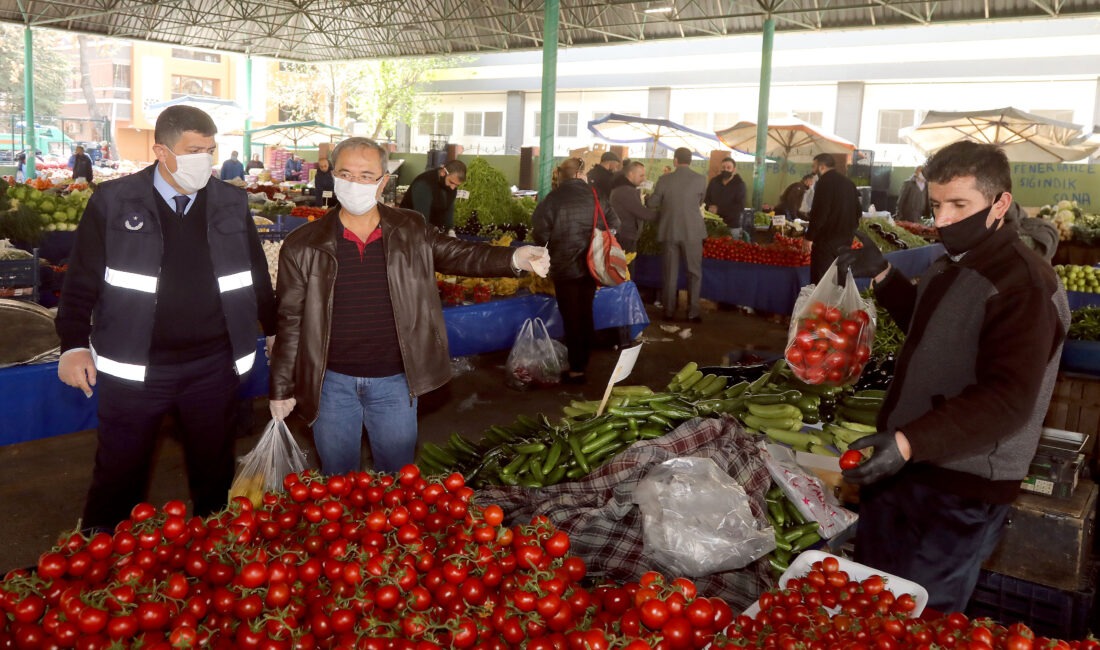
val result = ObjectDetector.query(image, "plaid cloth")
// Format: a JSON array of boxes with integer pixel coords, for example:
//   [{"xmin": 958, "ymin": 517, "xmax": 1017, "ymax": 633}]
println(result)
[{"xmin": 475, "ymin": 416, "xmax": 774, "ymax": 610}]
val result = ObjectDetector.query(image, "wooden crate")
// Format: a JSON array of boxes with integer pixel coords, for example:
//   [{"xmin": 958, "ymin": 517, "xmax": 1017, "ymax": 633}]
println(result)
[
  {"xmin": 983, "ymin": 481, "xmax": 1097, "ymax": 592},
  {"xmin": 1044, "ymin": 373, "xmax": 1100, "ymax": 455}
]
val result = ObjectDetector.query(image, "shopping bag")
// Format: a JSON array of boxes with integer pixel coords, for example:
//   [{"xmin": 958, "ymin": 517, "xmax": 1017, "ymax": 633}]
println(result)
[
  {"xmin": 784, "ymin": 262, "xmax": 876, "ymax": 386},
  {"xmin": 587, "ymin": 187, "xmax": 630, "ymax": 286},
  {"xmin": 635, "ymin": 457, "xmax": 775, "ymax": 576},
  {"xmin": 228, "ymin": 419, "xmax": 310, "ymax": 507},
  {"xmin": 505, "ymin": 317, "xmax": 563, "ymax": 390}
]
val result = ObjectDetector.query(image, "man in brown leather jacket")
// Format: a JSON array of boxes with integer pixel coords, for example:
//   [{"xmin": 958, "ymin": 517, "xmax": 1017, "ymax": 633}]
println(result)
[{"xmin": 268, "ymin": 137, "xmax": 549, "ymax": 474}]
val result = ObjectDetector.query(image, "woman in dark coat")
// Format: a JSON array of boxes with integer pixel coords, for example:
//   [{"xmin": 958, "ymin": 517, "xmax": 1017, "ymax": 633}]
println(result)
[
  {"xmin": 532, "ymin": 158, "xmax": 621, "ymax": 384},
  {"xmin": 313, "ymin": 157, "xmax": 335, "ymax": 207}
]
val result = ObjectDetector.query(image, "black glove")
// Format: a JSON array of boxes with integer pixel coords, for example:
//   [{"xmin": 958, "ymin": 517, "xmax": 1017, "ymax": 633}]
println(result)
[
  {"xmin": 841, "ymin": 431, "xmax": 906, "ymax": 485},
  {"xmin": 835, "ymin": 231, "xmax": 888, "ymax": 286}
]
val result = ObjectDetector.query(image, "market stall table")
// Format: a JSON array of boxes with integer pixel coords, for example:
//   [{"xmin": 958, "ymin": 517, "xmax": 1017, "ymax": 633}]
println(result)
[
  {"xmin": 0, "ymin": 283, "xmax": 648, "ymax": 445},
  {"xmin": 632, "ymin": 244, "xmax": 944, "ymax": 314}
]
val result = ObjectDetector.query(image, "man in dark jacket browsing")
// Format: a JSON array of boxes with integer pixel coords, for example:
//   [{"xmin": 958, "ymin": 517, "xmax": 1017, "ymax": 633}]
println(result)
[
  {"xmin": 269, "ymin": 139, "xmax": 548, "ymax": 474},
  {"xmin": 704, "ymin": 157, "xmax": 746, "ymax": 232},
  {"xmin": 586, "ymin": 151, "xmax": 621, "ymax": 198},
  {"xmin": 400, "ymin": 160, "xmax": 466, "ymax": 235},
  {"xmin": 55, "ymin": 106, "xmax": 277, "ymax": 531},
  {"xmin": 805, "ymin": 153, "xmax": 861, "ymax": 284},
  {"xmin": 834, "ymin": 141, "xmax": 1069, "ymax": 612},
  {"xmin": 609, "ymin": 160, "xmax": 656, "ymax": 253}
]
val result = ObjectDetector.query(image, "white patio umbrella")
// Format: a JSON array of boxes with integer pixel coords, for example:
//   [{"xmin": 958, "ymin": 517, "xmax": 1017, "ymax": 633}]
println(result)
[
  {"xmin": 900, "ymin": 107, "xmax": 1100, "ymax": 163},
  {"xmin": 588, "ymin": 113, "xmax": 749, "ymax": 161},
  {"xmin": 715, "ymin": 117, "xmax": 856, "ymax": 163}
]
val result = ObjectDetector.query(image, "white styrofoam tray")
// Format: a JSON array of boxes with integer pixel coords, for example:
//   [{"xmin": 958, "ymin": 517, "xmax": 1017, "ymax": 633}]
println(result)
[{"xmin": 743, "ymin": 550, "xmax": 929, "ymax": 618}]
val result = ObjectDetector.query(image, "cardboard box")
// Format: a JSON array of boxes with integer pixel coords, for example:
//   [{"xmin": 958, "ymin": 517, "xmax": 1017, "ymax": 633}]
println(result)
[
  {"xmin": 795, "ymin": 450, "xmax": 860, "ymax": 504},
  {"xmin": 983, "ymin": 481, "xmax": 1097, "ymax": 591}
]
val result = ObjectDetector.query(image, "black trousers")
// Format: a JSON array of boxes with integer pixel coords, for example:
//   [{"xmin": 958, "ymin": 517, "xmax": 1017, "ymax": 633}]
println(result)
[
  {"xmin": 810, "ymin": 238, "xmax": 848, "ymax": 285},
  {"xmin": 854, "ymin": 474, "xmax": 1011, "ymax": 613},
  {"xmin": 553, "ymin": 274, "xmax": 598, "ymax": 374},
  {"xmin": 82, "ymin": 350, "xmax": 241, "ymax": 530}
]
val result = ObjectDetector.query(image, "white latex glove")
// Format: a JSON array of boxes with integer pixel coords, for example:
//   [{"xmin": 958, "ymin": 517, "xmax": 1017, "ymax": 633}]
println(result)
[
  {"xmin": 446, "ymin": 229, "xmax": 457, "ymax": 238},
  {"xmin": 512, "ymin": 246, "xmax": 550, "ymax": 278},
  {"xmin": 58, "ymin": 349, "xmax": 97, "ymax": 398},
  {"xmin": 270, "ymin": 398, "xmax": 296, "ymax": 421}
]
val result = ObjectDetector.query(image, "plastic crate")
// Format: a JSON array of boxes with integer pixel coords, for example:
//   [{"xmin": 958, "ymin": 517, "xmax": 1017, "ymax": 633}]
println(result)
[{"xmin": 966, "ymin": 570, "xmax": 1095, "ymax": 639}]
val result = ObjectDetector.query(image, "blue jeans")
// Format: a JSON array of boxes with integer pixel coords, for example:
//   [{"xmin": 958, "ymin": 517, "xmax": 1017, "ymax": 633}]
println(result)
[{"xmin": 312, "ymin": 370, "xmax": 417, "ymax": 474}]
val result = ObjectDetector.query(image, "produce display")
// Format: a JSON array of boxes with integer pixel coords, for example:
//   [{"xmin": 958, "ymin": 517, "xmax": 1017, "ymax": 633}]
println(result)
[
  {"xmin": 893, "ymin": 219, "xmax": 938, "ymax": 240},
  {"xmin": 417, "ymin": 369, "xmax": 748, "ymax": 487},
  {"xmin": 1055, "ymin": 264, "xmax": 1100, "ymax": 293},
  {"xmin": 436, "ymin": 236, "xmax": 523, "ymax": 304},
  {"xmin": 702, "ymin": 236, "xmax": 810, "ymax": 266},
  {"xmin": 785, "ymin": 300, "xmax": 874, "ymax": 387},
  {"xmin": 0, "ymin": 468, "xmax": 742, "ymax": 650},
  {"xmin": 453, "ymin": 158, "xmax": 531, "ymax": 240},
  {"xmin": 763, "ymin": 485, "xmax": 823, "ymax": 576},
  {"xmin": 1038, "ymin": 200, "xmax": 1084, "ymax": 241},
  {"xmin": 3, "ymin": 182, "xmax": 90, "ymax": 235},
  {"xmin": 1068, "ymin": 306, "xmax": 1100, "ymax": 341},
  {"xmin": 290, "ymin": 205, "xmax": 328, "ymax": 221},
  {"xmin": 858, "ymin": 217, "xmax": 931, "ymax": 252}
]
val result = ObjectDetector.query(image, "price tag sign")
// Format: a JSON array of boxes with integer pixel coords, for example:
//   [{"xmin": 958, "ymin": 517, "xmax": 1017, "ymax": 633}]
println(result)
[
  {"xmin": 771, "ymin": 214, "xmax": 787, "ymax": 228},
  {"xmin": 322, "ymin": 191, "xmax": 333, "ymax": 198},
  {"xmin": 272, "ymin": 193, "xmax": 287, "ymax": 201},
  {"xmin": 456, "ymin": 189, "xmax": 470, "ymax": 200}
]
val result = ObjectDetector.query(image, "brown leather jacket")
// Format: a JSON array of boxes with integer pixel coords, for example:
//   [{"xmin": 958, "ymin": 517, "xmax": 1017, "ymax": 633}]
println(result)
[{"xmin": 269, "ymin": 205, "xmax": 518, "ymax": 423}]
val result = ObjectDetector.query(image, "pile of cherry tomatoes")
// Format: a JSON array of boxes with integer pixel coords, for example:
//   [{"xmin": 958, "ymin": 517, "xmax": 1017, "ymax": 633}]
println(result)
[
  {"xmin": 702, "ymin": 237, "xmax": 811, "ymax": 267},
  {"xmin": 710, "ymin": 555, "xmax": 1091, "ymax": 650},
  {"xmin": 0, "ymin": 467, "xmax": 733, "ymax": 650}
]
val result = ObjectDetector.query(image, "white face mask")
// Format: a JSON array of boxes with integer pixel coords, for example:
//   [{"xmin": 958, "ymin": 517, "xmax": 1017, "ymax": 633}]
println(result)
[
  {"xmin": 334, "ymin": 177, "xmax": 381, "ymax": 215},
  {"xmin": 164, "ymin": 149, "xmax": 213, "ymax": 194}
]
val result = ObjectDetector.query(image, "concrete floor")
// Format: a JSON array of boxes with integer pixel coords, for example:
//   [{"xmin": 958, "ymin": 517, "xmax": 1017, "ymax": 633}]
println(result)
[{"xmin": 0, "ymin": 303, "xmax": 788, "ymax": 574}]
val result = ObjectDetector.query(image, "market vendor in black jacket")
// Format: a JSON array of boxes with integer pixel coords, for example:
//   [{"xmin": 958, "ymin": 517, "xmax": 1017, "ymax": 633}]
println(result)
[
  {"xmin": 805, "ymin": 153, "xmax": 861, "ymax": 284},
  {"xmin": 55, "ymin": 105, "xmax": 277, "ymax": 531},
  {"xmin": 400, "ymin": 160, "xmax": 466, "ymax": 235},
  {"xmin": 835, "ymin": 141, "xmax": 1069, "ymax": 612}
]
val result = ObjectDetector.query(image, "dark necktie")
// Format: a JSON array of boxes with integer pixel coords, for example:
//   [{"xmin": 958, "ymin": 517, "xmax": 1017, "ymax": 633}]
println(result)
[{"xmin": 173, "ymin": 195, "xmax": 189, "ymax": 217}]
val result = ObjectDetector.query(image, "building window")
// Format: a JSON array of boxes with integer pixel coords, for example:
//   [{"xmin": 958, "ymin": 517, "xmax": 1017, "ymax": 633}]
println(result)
[
  {"xmin": 419, "ymin": 112, "xmax": 454, "ymax": 136},
  {"xmin": 171, "ymin": 48, "xmax": 221, "ymax": 63},
  {"xmin": 877, "ymin": 110, "xmax": 915, "ymax": 144},
  {"xmin": 682, "ymin": 112, "xmax": 708, "ymax": 130},
  {"xmin": 484, "ymin": 111, "xmax": 503, "ymax": 137},
  {"xmin": 171, "ymin": 75, "xmax": 217, "ymax": 98},
  {"xmin": 464, "ymin": 112, "xmax": 483, "ymax": 137},
  {"xmin": 793, "ymin": 110, "xmax": 823, "ymax": 127},
  {"xmin": 112, "ymin": 64, "xmax": 130, "ymax": 88},
  {"xmin": 532, "ymin": 112, "xmax": 541, "ymax": 137},
  {"xmin": 558, "ymin": 112, "xmax": 578, "ymax": 137},
  {"xmin": 713, "ymin": 112, "xmax": 738, "ymax": 129}
]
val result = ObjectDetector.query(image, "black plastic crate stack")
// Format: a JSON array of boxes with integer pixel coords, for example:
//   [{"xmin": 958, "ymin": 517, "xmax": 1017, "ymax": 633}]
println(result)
[{"xmin": 967, "ymin": 569, "xmax": 1096, "ymax": 640}]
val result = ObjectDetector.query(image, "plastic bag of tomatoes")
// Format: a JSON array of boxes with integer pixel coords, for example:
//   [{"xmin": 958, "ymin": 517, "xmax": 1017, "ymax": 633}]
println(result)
[{"xmin": 785, "ymin": 263, "xmax": 875, "ymax": 386}]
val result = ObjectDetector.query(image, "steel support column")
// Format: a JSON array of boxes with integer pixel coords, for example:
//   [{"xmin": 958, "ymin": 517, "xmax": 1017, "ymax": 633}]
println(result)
[
  {"xmin": 23, "ymin": 26, "xmax": 36, "ymax": 180},
  {"xmin": 751, "ymin": 16, "xmax": 775, "ymax": 210},
  {"xmin": 538, "ymin": 0, "xmax": 559, "ymax": 199},
  {"xmin": 243, "ymin": 54, "xmax": 253, "ymax": 163}
]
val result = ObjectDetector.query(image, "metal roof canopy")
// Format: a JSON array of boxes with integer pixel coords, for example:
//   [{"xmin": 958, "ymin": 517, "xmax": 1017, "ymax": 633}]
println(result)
[{"xmin": 3, "ymin": 0, "xmax": 1100, "ymax": 62}]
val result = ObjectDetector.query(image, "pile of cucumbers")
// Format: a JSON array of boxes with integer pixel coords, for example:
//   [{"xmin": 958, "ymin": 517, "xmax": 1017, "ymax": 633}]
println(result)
[
  {"xmin": 765, "ymin": 484, "xmax": 822, "ymax": 576},
  {"xmin": 417, "ymin": 363, "xmax": 749, "ymax": 487}
]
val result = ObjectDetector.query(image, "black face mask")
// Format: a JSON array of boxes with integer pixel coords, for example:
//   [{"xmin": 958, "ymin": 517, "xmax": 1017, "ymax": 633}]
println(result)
[
  {"xmin": 938, "ymin": 199, "xmax": 1000, "ymax": 256},
  {"xmin": 719, "ymin": 170, "xmax": 733, "ymax": 180}
]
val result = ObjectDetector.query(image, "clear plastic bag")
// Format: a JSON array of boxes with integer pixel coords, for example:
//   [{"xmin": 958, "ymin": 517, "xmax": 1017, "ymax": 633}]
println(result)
[
  {"xmin": 761, "ymin": 444, "xmax": 858, "ymax": 540},
  {"xmin": 229, "ymin": 419, "xmax": 310, "ymax": 507},
  {"xmin": 785, "ymin": 263, "xmax": 876, "ymax": 386},
  {"xmin": 634, "ymin": 457, "xmax": 776, "ymax": 577},
  {"xmin": 505, "ymin": 317, "xmax": 563, "ymax": 390}
]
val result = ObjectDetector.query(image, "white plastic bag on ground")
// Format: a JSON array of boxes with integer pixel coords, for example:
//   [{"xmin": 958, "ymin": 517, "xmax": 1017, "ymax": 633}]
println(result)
[{"xmin": 634, "ymin": 457, "xmax": 775, "ymax": 577}]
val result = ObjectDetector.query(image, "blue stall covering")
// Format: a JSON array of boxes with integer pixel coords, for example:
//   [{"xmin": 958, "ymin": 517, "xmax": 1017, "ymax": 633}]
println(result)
[
  {"xmin": 1, "ymin": 283, "xmax": 648, "ymax": 445},
  {"xmin": 1067, "ymin": 291, "xmax": 1100, "ymax": 311}
]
